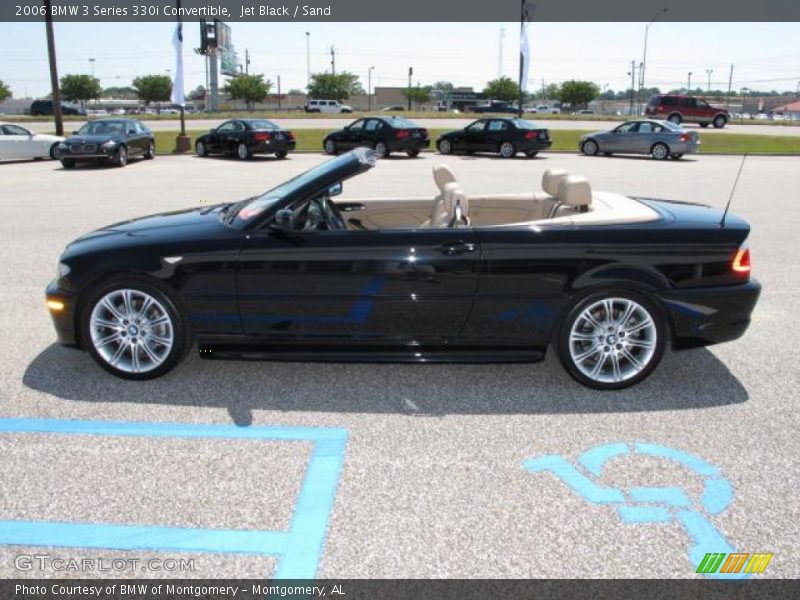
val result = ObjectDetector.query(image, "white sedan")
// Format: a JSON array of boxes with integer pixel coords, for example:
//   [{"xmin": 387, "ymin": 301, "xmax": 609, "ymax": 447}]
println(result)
[{"xmin": 0, "ymin": 122, "xmax": 64, "ymax": 161}]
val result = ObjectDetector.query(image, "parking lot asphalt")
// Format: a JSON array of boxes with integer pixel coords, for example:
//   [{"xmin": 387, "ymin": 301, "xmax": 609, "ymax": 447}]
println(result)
[
  {"xmin": 0, "ymin": 152, "xmax": 798, "ymax": 578},
  {"xmin": 23, "ymin": 117, "xmax": 800, "ymax": 136}
]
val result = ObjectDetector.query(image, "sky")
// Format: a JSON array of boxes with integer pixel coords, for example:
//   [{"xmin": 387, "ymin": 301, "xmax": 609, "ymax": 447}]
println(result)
[{"xmin": 1, "ymin": 21, "xmax": 798, "ymax": 98}]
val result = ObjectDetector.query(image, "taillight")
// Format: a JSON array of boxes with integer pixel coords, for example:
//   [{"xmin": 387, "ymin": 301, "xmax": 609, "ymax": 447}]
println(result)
[
  {"xmin": 254, "ymin": 132, "xmax": 271, "ymax": 142},
  {"xmin": 732, "ymin": 245, "xmax": 751, "ymax": 275},
  {"xmin": 287, "ymin": 131, "xmax": 295, "ymax": 140},
  {"xmin": 524, "ymin": 131, "xmax": 536, "ymax": 139},
  {"xmin": 680, "ymin": 133, "xmax": 691, "ymax": 142},
  {"xmin": 396, "ymin": 129, "xmax": 410, "ymax": 139}
]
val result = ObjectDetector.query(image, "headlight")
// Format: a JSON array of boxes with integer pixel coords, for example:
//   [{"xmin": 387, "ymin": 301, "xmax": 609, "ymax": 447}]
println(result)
[
  {"xmin": 102, "ymin": 140, "xmax": 116, "ymax": 149},
  {"xmin": 57, "ymin": 262, "xmax": 71, "ymax": 278}
]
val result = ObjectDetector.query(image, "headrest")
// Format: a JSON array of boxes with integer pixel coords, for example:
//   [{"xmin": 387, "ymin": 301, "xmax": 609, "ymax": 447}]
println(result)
[
  {"xmin": 557, "ymin": 175, "xmax": 592, "ymax": 207},
  {"xmin": 433, "ymin": 164, "xmax": 457, "ymax": 193},
  {"xmin": 542, "ymin": 168, "xmax": 568, "ymax": 197}
]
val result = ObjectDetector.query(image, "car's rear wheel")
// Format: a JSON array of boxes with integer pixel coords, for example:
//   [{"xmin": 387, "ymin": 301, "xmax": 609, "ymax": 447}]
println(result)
[
  {"xmin": 275, "ymin": 150, "xmax": 288, "ymax": 159},
  {"xmin": 144, "ymin": 141, "xmax": 156, "ymax": 159},
  {"xmin": 499, "ymin": 141, "xmax": 516, "ymax": 158},
  {"xmin": 196, "ymin": 141, "xmax": 208, "ymax": 157},
  {"xmin": 650, "ymin": 142, "xmax": 669, "ymax": 160},
  {"xmin": 668, "ymin": 113, "xmax": 682, "ymax": 125},
  {"xmin": 437, "ymin": 139, "xmax": 452, "ymax": 155},
  {"xmin": 81, "ymin": 279, "xmax": 189, "ymax": 380},
  {"xmin": 236, "ymin": 142, "xmax": 251, "ymax": 160},
  {"xmin": 581, "ymin": 139, "xmax": 599, "ymax": 156},
  {"xmin": 557, "ymin": 290, "xmax": 666, "ymax": 390},
  {"xmin": 114, "ymin": 145, "xmax": 128, "ymax": 167},
  {"xmin": 324, "ymin": 138, "xmax": 337, "ymax": 155},
  {"xmin": 49, "ymin": 143, "xmax": 60, "ymax": 160},
  {"xmin": 525, "ymin": 150, "xmax": 539, "ymax": 158},
  {"xmin": 713, "ymin": 115, "xmax": 727, "ymax": 129},
  {"xmin": 375, "ymin": 141, "xmax": 390, "ymax": 158}
]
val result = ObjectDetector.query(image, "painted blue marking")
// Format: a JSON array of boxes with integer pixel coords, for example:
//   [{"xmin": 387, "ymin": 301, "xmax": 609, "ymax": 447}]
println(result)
[
  {"xmin": 523, "ymin": 455, "xmax": 625, "ymax": 504},
  {"xmin": 579, "ymin": 442, "xmax": 630, "ymax": 476},
  {"xmin": 0, "ymin": 418, "xmax": 348, "ymax": 580},
  {"xmin": 629, "ymin": 486, "xmax": 691, "ymax": 507},
  {"xmin": 524, "ymin": 442, "xmax": 744, "ymax": 578},
  {"xmin": 617, "ymin": 506, "xmax": 672, "ymax": 523}
]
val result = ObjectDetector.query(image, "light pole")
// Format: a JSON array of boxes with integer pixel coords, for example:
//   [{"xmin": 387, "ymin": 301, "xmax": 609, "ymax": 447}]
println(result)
[
  {"xmin": 640, "ymin": 8, "xmax": 667, "ymax": 102},
  {"xmin": 601, "ymin": 83, "xmax": 608, "ymax": 113},
  {"xmin": 305, "ymin": 32, "xmax": 310, "ymax": 87},
  {"xmin": 368, "ymin": 66, "xmax": 374, "ymax": 111},
  {"xmin": 407, "ymin": 66, "xmax": 413, "ymax": 110},
  {"xmin": 706, "ymin": 69, "xmax": 713, "ymax": 93},
  {"xmin": 687, "ymin": 72, "xmax": 692, "ymax": 93},
  {"xmin": 88, "ymin": 57, "xmax": 95, "ymax": 77}
]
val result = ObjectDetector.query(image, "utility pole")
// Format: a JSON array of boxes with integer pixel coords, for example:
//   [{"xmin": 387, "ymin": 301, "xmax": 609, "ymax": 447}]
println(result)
[
  {"xmin": 628, "ymin": 60, "xmax": 636, "ymax": 116},
  {"xmin": 640, "ymin": 8, "xmax": 667, "ymax": 106},
  {"xmin": 277, "ymin": 75, "xmax": 281, "ymax": 110},
  {"xmin": 368, "ymin": 66, "xmax": 374, "ymax": 111},
  {"xmin": 330, "ymin": 46, "xmax": 335, "ymax": 75},
  {"xmin": 541, "ymin": 78, "xmax": 545, "ymax": 102},
  {"xmin": 244, "ymin": 48, "xmax": 250, "ymax": 75},
  {"xmin": 726, "ymin": 64, "xmax": 734, "ymax": 108},
  {"xmin": 706, "ymin": 69, "xmax": 713, "ymax": 93},
  {"xmin": 687, "ymin": 71, "xmax": 692, "ymax": 92},
  {"xmin": 407, "ymin": 66, "xmax": 413, "ymax": 110},
  {"xmin": 43, "ymin": 0, "xmax": 63, "ymax": 136}
]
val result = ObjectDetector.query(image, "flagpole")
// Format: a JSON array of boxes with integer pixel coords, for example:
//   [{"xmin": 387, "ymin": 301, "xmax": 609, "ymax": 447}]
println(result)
[
  {"xmin": 173, "ymin": 0, "xmax": 190, "ymax": 151},
  {"xmin": 518, "ymin": 0, "xmax": 524, "ymax": 118},
  {"xmin": 177, "ymin": 0, "xmax": 185, "ymax": 136}
]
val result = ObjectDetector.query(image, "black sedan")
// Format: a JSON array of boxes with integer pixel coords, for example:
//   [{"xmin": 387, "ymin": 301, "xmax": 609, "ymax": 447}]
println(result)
[
  {"xmin": 323, "ymin": 116, "xmax": 429, "ymax": 157},
  {"xmin": 46, "ymin": 148, "xmax": 760, "ymax": 389},
  {"xmin": 56, "ymin": 119, "xmax": 154, "ymax": 168},
  {"xmin": 437, "ymin": 118, "xmax": 551, "ymax": 158},
  {"xmin": 195, "ymin": 119, "xmax": 296, "ymax": 160}
]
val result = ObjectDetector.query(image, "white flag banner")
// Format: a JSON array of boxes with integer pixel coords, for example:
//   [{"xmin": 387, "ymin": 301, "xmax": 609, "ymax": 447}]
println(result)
[
  {"xmin": 170, "ymin": 22, "xmax": 185, "ymax": 106},
  {"xmin": 520, "ymin": 21, "xmax": 531, "ymax": 93}
]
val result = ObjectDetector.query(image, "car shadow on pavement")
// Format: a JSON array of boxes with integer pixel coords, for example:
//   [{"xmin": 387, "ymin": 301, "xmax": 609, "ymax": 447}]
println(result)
[{"xmin": 23, "ymin": 344, "xmax": 748, "ymax": 427}]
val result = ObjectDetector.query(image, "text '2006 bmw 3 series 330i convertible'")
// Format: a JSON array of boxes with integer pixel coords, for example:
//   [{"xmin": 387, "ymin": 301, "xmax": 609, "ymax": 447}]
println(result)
[{"xmin": 46, "ymin": 148, "xmax": 760, "ymax": 389}]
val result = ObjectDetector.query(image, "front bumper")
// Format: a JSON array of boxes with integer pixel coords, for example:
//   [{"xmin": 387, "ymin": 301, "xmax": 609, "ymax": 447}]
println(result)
[
  {"xmin": 45, "ymin": 280, "xmax": 79, "ymax": 346},
  {"xmin": 659, "ymin": 279, "xmax": 761, "ymax": 349}
]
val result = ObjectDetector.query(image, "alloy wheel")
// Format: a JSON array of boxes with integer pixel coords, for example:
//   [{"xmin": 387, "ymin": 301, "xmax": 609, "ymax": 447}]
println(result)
[
  {"xmin": 438, "ymin": 139, "xmax": 452, "ymax": 155},
  {"xmin": 500, "ymin": 142, "xmax": 515, "ymax": 158},
  {"xmin": 196, "ymin": 142, "xmax": 206, "ymax": 156},
  {"xmin": 582, "ymin": 140, "xmax": 598, "ymax": 156},
  {"xmin": 375, "ymin": 142, "xmax": 388, "ymax": 157},
  {"xmin": 237, "ymin": 143, "xmax": 249, "ymax": 160},
  {"xmin": 324, "ymin": 139, "xmax": 336, "ymax": 155}
]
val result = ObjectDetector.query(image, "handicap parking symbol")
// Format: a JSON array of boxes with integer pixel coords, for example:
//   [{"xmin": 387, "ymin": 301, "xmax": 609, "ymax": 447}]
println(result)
[{"xmin": 524, "ymin": 442, "xmax": 746, "ymax": 579}]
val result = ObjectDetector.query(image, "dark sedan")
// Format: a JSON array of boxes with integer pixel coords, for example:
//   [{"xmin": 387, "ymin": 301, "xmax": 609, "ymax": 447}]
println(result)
[
  {"xmin": 323, "ymin": 116, "xmax": 429, "ymax": 157},
  {"xmin": 195, "ymin": 119, "xmax": 296, "ymax": 160},
  {"xmin": 437, "ymin": 117, "xmax": 551, "ymax": 158},
  {"xmin": 56, "ymin": 119, "xmax": 154, "ymax": 168},
  {"xmin": 46, "ymin": 148, "xmax": 759, "ymax": 389}
]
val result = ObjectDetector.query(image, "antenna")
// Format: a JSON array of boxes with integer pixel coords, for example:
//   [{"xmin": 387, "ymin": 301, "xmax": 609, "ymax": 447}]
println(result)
[{"xmin": 721, "ymin": 153, "xmax": 747, "ymax": 228}]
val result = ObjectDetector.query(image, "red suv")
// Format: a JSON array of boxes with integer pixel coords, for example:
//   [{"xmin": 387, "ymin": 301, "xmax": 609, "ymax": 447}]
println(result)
[{"xmin": 645, "ymin": 94, "xmax": 729, "ymax": 128}]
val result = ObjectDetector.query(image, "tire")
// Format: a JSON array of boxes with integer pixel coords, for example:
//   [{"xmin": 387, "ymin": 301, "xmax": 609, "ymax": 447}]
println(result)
[
  {"xmin": 670, "ymin": 153, "xmax": 684, "ymax": 160},
  {"xmin": 525, "ymin": 150, "xmax": 539, "ymax": 158},
  {"xmin": 80, "ymin": 278, "xmax": 190, "ymax": 380},
  {"xmin": 196, "ymin": 141, "xmax": 208, "ymax": 157},
  {"xmin": 114, "ymin": 145, "xmax": 128, "ymax": 167},
  {"xmin": 50, "ymin": 143, "xmax": 60, "ymax": 160},
  {"xmin": 375, "ymin": 141, "xmax": 390, "ymax": 158},
  {"xmin": 275, "ymin": 150, "xmax": 288, "ymax": 159},
  {"xmin": 61, "ymin": 159, "xmax": 75, "ymax": 169},
  {"xmin": 499, "ymin": 141, "xmax": 516, "ymax": 158},
  {"xmin": 437, "ymin": 139, "xmax": 452, "ymax": 155},
  {"xmin": 650, "ymin": 142, "xmax": 669, "ymax": 160},
  {"xmin": 713, "ymin": 115, "xmax": 727, "ymax": 129},
  {"xmin": 699, "ymin": 123, "xmax": 709, "ymax": 128},
  {"xmin": 144, "ymin": 141, "xmax": 156, "ymax": 159},
  {"xmin": 406, "ymin": 149, "xmax": 420, "ymax": 157},
  {"xmin": 668, "ymin": 113, "xmax": 682, "ymax": 125},
  {"xmin": 556, "ymin": 289, "xmax": 666, "ymax": 390},
  {"xmin": 581, "ymin": 139, "xmax": 599, "ymax": 156},
  {"xmin": 236, "ymin": 142, "xmax": 251, "ymax": 160},
  {"xmin": 324, "ymin": 138, "xmax": 337, "ymax": 155}
]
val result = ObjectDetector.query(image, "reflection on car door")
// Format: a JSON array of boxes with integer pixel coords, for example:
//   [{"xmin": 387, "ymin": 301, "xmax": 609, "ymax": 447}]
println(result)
[
  {"xmin": 210, "ymin": 121, "xmax": 238, "ymax": 153},
  {"xmin": 609, "ymin": 121, "xmax": 639, "ymax": 153},
  {"xmin": 342, "ymin": 119, "xmax": 365, "ymax": 151},
  {"xmin": 463, "ymin": 120, "xmax": 487, "ymax": 151},
  {"xmin": 237, "ymin": 227, "xmax": 480, "ymax": 343},
  {"xmin": 361, "ymin": 119, "xmax": 382, "ymax": 149},
  {"xmin": 632, "ymin": 121, "xmax": 659, "ymax": 153}
]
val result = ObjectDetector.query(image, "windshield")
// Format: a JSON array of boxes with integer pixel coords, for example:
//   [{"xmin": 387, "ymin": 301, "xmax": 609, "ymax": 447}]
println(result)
[
  {"xmin": 246, "ymin": 119, "xmax": 278, "ymax": 130},
  {"xmin": 78, "ymin": 121, "xmax": 127, "ymax": 135},
  {"xmin": 660, "ymin": 120, "xmax": 682, "ymax": 131}
]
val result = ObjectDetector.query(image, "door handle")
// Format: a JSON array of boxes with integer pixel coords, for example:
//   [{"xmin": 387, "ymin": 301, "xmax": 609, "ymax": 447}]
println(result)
[
  {"xmin": 439, "ymin": 241, "xmax": 476, "ymax": 256},
  {"xmin": 338, "ymin": 202, "xmax": 366, "ymax": 212}
]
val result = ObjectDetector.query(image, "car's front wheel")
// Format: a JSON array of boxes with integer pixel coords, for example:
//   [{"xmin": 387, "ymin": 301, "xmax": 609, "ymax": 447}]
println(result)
[
  {"xmin": 324, "ymin": 138, "xmax": 337, "ymax": 155},
  {"xmin": 437, "ymin": 139, "xmax": 452, "ymax": 155},
  {"xmin": 114, "ymin": 145, "xmax": 128, "ymax": 167},
  {"xmin": 196, "ymin": 141, "xmax": 208, "ymax": 157},
  {"xmin": 650, "ymin": 142, "xmax": 669, "ymax": 160},
  {"xmin": 557, "ymin": 290, "xmax": 666, "ymax": 390},
  {"xmin": 81, "ymin": 280, "xmax": 189, "ymax": 380},
  {"xmin": 581, "ymin": 139, "xmax": 599, "ymax": 156},
  {"xmin": 713, "ymin": 115, "xmax": 727, "ymax": 129}
]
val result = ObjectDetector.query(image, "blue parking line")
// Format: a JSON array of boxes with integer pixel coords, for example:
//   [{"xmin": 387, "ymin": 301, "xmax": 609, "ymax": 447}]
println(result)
[{"xmin": 0, "ymin": 418, "xmax": 348, "ymax": 580}]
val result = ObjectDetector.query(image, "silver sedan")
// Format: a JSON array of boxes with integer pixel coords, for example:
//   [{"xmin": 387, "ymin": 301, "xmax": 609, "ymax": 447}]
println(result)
[{"xmin": 579, "ymin": 119, "xmax": 699, "ymax": 160}]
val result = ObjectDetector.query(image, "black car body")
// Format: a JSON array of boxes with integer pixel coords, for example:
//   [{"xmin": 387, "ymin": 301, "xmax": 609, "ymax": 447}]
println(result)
[
  {"xmin": 471, "ymin": 100, "xmax": 517, "ymax": 114},
  {"xmin": 56, "ymin": 119, "xmax": 155, "ymax": 168},
  {"xmin": 437, "ymin": 118, "xmax": 552, "ymax": 158},
  {"xmin": 195, "ymin": 119, "xmax": 296, "ymax": 160},
  {"xmin": 323, "ymin": 116, "xmax": 429, "ymax": 157},
  {"xmin": 47, "ymin": 148, "xmax": 759, "ymax": 389},
  {"xmin": 30, "ymin": 100, "xmax": 86, "ymax": 116}
]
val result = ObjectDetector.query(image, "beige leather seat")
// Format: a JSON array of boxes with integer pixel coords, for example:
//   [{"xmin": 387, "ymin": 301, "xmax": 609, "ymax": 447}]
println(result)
[
  {"xmin": 540, "ymin": 168, "xmax": 569, "ymax": 200},
  {"xmin": 426, "ymin": 181, "xmax": 461, "ymax": 228},
  {"xmin": 551, "ymin": 175, "xmax": 592, "ymax": 218}
]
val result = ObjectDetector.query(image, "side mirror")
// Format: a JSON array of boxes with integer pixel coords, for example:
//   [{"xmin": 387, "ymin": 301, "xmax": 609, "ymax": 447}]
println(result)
[
  {"xmin": 328, "ymin": 182, "xmax": 343, "ymax": 197},
  {"xmin": 272, "ymin": 208, "xmax": 295, "ymax": 231}
]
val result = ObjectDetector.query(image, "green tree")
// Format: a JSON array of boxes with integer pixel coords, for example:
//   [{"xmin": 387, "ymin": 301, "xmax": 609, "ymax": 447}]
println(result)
[
  {"xmin": 223, "ymin": 74, "xmax": 272, "ymax": 110},
  {"xmin": 0, "ymin": 79, "xmax": 11, "ymax": 103},
  {"xmin": 401, "ymin": 85, "xmax": 432, "ymax": 109},
  {"xmin": 287, "ymin": 88, "xmax": 305, "ymax": 96},
  {"xmin": 60, "ymin": 74, "xmax": 102, "ymax": 105},
  {"xmin": 102, "ymin": 86, "xmax": 136, "ymax": 98},
  {"xmin": 432, "ymin": 81, "xmax": 454, "ymax": 92},
  {"xmin": 132, "ymin": 75, "xmax": 173, "ymax": 109},
  {"xmin": 558, "ymin": 80, "xmax": 599, "ymax": 109},
  {"xmin": 188, "ymin": 85, "xmax": 206, "ymax": 101},
  {"xmin": 306, "ymin": 72, "xmax": 362, "ymax": 101},
  {"xmin": 483, "ymin": 76, "xmax": 520, "ymax": 103},
  {"xmin": 541, "ymin": 83, "xmax": 561, "ymax": 101}
]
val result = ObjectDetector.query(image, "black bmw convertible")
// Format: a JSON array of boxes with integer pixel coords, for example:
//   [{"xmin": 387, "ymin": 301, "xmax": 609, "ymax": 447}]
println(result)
[{"xmin": 46, "ymin": 148, "xmax": 760, "ymax": 389}]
